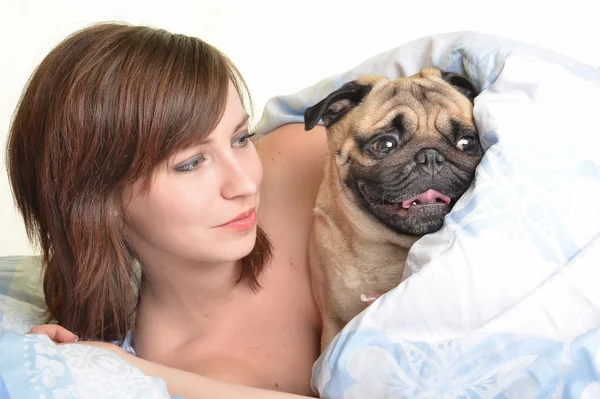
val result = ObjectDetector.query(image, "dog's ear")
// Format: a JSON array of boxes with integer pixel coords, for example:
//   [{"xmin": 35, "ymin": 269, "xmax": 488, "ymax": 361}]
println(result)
[
  {"xmin": 440, "ymin": 71, "xmax": 477, "ymax": 102},
  {"xmin": 304, "ymin": 82, "xmax": 372, "ymax": 131}
]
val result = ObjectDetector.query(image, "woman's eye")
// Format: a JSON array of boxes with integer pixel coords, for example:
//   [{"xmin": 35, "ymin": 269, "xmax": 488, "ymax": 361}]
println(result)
[
  {"xmin": 233, "ymin": 131, "xmax": 256, "ymax": 148},
  {"xmin": 175, "ymin": 156, "xmax": 204, "ymax": 172}
]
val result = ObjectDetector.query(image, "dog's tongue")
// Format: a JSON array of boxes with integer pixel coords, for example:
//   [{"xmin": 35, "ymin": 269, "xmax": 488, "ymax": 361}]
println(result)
[{"xmin": 402, "ymin": 189, "xmax": 451, "ymax": 209}]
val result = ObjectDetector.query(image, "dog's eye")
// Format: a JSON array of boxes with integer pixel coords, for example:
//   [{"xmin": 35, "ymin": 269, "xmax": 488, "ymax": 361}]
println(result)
[
  {"xmin": 367, "ymin": 136, "xmax": 398, "ymax": 158},
  {"xmin": 457, "ymin": 136, "xmax": 476, "ymax": 151}
]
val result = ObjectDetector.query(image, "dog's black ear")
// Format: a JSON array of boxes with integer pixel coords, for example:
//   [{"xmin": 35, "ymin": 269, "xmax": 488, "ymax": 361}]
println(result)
[
  {"xmin": 440, "ymin": 71, "xmax": 477, "ymax": 102},
  {"xmin": 304, "ymin": 82, "xmax": 372, "ymax": 131}
]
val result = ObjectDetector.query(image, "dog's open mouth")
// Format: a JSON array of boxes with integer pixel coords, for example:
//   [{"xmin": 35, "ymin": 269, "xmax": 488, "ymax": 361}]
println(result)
[
  {"xmin": 357, "ymin": 181, "xmax": 451, "ymax": 216},
  {"xmin": 401, "ymin": 190, "xmax": 451, "ymax": 208}
]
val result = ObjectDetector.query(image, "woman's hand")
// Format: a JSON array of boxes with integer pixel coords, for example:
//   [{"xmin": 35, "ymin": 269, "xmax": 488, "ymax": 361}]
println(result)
[
  {"xmin": 27, "ymin": 324, "xmax": 127, "ymax": 356},
  {"xmin": 28, "ymin": 324, "xmax": 79, "ymax": 344}
]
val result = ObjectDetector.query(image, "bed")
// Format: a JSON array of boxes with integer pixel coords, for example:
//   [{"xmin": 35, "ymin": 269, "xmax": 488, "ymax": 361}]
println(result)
[{"xmin": 2, "ymin": 30, "xmax": 600, "ymax": 398}]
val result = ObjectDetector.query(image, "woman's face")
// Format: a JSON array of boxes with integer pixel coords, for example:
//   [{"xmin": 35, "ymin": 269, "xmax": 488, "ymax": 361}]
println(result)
[{"xmin": 122, "ymin": 83, "xmax": 262, "ymax": 266}]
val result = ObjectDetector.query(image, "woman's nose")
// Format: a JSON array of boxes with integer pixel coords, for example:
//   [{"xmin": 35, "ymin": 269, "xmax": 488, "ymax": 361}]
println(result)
[{"xmin": 220, "ymin": 157, "xmax": 259, "ymax": 200}]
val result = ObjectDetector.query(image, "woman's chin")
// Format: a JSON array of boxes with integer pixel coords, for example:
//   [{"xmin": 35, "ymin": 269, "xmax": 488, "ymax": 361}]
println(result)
[{"xmin": 222, "ymin": 228, "xmax": 259, "ymax": 260}]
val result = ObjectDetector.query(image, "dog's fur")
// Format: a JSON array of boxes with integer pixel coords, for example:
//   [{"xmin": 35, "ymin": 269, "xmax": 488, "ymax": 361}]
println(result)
[{"xmin": 304, "ymin": 67, "xmax": 484, "ymax": 352}]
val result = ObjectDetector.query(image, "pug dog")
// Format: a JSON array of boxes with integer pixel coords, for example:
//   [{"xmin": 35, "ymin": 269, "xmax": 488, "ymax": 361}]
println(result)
[{"xmin": 304, "ymin": 67, "xmax": 484, "ymax": 352}]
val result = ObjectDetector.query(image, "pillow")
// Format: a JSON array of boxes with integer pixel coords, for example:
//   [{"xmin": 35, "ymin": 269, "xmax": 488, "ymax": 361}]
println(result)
[
  {"xmin": 256, "ymin": 31, "xmax": 600, "ymax": 398},
  {"xmin": 0, "ymin": 256, "xmax": 45, "ymax": 332},
  {"xmin": 0, "ymin": 256, "xmax": 175, "ymax": 398}
]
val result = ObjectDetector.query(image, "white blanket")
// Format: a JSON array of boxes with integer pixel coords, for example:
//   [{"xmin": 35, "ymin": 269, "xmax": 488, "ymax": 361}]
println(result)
[{"xmin": 256, "ymin": 31, "xmax": 600, "ymax": 399}]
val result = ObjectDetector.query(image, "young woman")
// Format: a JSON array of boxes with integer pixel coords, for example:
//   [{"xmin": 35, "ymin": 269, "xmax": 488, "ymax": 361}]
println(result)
[{"xmin": 7, "ymin": 22, "xmax": 330, "ymax": 398}]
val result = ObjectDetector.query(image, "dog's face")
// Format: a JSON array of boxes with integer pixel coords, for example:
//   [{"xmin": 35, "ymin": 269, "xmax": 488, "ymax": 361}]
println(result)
[{"xmin": 304, "ymin": 67, "xmax": 484, "ymax": 236}]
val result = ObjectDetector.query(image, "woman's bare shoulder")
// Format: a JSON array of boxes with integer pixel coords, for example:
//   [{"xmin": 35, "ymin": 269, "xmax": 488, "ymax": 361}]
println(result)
[
  {"xmin": 257, "ymin": 123, "xmax": 328, "ymax": 216},
  {"xmin": 257, "ymin": 123, "xmax": 328, "ymax": 189},
  {"xmin": 256, "ymin": 122, "xmax": 328, "ymax": 266}
]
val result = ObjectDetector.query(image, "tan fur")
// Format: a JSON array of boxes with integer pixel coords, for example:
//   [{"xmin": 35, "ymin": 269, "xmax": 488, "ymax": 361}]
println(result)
[{"xmin": 308, "ymin": 67, "xmax": 480, "ymax": 352}]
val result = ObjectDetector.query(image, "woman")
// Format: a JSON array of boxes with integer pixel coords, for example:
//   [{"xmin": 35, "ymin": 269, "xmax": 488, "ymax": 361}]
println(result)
[{"xmin": 7, "ymin": 22, "xmax": 329, "ymax": 398}]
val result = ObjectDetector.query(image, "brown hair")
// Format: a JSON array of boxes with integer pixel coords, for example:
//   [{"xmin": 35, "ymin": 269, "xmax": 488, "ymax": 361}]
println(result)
[{"xmin": 5, "ymin": 22, "xmax": 272, "ymax": 342}]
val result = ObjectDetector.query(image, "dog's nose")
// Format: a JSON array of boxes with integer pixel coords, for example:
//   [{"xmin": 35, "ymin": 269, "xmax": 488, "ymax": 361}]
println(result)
[{"xmin": 416, "ymin": 148, "xmax": 445, "ymax": 176}]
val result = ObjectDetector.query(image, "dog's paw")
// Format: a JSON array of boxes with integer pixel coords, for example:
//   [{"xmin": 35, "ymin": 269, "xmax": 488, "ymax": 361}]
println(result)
[{"xmin": 360, "ymin": 292, "xmax": 381, "ymax": 304}]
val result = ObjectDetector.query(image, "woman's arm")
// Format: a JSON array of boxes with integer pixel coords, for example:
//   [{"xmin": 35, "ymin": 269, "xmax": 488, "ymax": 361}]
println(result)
[
  {"xmin": 73, "ymin": 342, "xmax": 318, "ymax": 399},
  {"xmin": 121, "ymin": 351, "xmax": 316, "ymax": 399},
  {"xmin": 30, "ymin": 324, "xmax": 320, "ymax": 399}
]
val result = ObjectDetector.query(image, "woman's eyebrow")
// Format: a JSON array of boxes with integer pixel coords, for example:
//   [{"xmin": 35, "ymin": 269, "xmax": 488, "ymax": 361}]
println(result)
[
  {"xmin": 235, "ymin": 114, "xmax": 249, "ymax": 132},
  {"xmin": 196, "ymin": 115, "xmax": 251, "ymax": 146}
]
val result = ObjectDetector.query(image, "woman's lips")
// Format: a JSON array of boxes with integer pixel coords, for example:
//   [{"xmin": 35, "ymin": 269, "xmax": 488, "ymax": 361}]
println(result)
[{"xmin": 218, "ymin": 208, "xmax": 257, "ymax": 231}]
